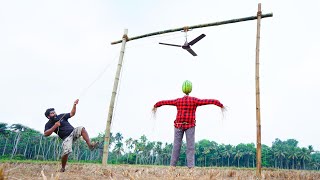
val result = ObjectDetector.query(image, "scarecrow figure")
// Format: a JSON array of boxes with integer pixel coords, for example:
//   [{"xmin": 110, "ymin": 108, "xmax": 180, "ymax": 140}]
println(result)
[{"xmin": 153, "ymin": 80, "xmax": 225, "ymax": 168}]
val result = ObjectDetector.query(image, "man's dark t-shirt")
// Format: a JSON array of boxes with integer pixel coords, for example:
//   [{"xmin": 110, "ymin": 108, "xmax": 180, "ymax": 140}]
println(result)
[{"xmin": 44, "ymin": 113, "xmax": 74, "ymax": 140}]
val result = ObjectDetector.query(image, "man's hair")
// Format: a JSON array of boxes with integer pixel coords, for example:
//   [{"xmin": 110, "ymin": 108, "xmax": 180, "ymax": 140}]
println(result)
[{"xmin": 44, "ymin": 108, "xmax": 55, "ymax": 118}]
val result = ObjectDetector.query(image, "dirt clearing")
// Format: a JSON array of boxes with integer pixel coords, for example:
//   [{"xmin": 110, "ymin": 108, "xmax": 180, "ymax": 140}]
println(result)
[{"xmin": 1, "ymin": 162, "xmax": 320, "ymax": 180}]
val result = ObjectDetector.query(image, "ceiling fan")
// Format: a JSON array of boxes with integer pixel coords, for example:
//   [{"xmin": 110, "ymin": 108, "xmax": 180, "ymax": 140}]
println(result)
[{"xmin": 159, "ymin": 33, "xmax": 206, "ymax": 56}]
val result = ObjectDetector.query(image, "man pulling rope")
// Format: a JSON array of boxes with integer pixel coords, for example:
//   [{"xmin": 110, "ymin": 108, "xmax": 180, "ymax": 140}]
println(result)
[
  {"xmin": 44, "ymin": 99, "xmax": 99, "ymax": 172},
  {"xmin": 152, "ymin": 80, "xmax": 226, "ymax": 169}
]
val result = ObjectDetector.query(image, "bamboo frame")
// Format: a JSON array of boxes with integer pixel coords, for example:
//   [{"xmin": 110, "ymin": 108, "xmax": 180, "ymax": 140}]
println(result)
[
  {"xmin": 102, "ymin": 29, "xmax": 128, "ymax": 166},
  {"xmin": 111, "ymin": 13, "xmax": 272, "ymax": 45},
  {"xmin": 104, "ymin": 6, "xmax": 272, "ymax": 170},
  {"xmin": 255, "ymin": 3, "xmax": 262, "ymax": 179}
]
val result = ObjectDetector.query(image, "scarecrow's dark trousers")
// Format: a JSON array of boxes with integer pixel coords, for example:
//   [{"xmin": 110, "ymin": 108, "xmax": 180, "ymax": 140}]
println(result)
[{"xmin": 170, "ymin": 127, "xmax": 195, "ymax": 168}]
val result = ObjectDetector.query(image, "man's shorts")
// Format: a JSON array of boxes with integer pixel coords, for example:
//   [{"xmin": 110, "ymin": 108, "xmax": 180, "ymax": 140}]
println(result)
[{"xmin": 62, "ymin": 126, "xmax": 83, "ymax": 156}]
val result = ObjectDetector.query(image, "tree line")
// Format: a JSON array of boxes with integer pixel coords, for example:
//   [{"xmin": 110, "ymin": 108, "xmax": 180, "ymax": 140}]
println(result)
[{"xmin": 1, "ymin": 122, "xmax": 320, "ymax": 170}]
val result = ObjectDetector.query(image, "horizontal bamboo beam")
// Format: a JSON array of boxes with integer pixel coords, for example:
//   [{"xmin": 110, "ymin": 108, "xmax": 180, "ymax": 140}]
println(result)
[{"xmin": 111, "ymin": 13, "xmax": 273, "ymax": 45}]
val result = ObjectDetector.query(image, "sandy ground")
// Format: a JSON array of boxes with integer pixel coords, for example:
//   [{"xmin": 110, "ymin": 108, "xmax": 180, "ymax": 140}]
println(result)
[{"xmin": 1, "ymin": 162, "xmax": 320, "ymax": 180}]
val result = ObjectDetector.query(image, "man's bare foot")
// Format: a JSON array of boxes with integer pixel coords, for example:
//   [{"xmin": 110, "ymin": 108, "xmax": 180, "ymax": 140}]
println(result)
[
  {"xmin": 89, "ymin": 141, "xmax": 100, "ymax": 150},
  {"xmin": 60, "ymin": 168, "xmax": 65, "ymax": 172}
]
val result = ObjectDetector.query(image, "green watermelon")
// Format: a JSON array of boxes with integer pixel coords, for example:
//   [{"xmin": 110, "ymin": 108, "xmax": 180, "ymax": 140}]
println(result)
[{"xmin": 182, "ymin": 80, "xmax": 192, "ymax": 95}]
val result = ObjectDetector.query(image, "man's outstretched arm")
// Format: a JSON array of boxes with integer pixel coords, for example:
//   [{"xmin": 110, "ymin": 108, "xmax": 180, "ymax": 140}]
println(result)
[{"xmin": 70, "ymin": 99, "xmax": 79, "ymax": 117}]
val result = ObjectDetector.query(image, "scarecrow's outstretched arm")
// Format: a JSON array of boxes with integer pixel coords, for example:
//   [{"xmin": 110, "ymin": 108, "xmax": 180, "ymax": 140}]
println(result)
[
  {"xmin": 154, "ymin": 99, "xmax": 177, "ymax": 108},
  {"xmin": 197, "ymin": 99, "xmax": 224, "ymax": 108}
]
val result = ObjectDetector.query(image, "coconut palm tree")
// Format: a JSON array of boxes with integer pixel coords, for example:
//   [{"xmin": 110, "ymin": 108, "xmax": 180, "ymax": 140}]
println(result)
[
  {"xmin": 299, "ymin": 147, "xmax": 311, "ymax": 170},
  {"xmin": 115, "ymin": 132, "xmax": 123, "ymax": 143},
  {"xmin": 113, "ymin": 141, "xmax": 124, "ymax": 163},
  {"xmin": 125, "ymin": 137, "xmax": 133, "ymax": 163},
  {"xmin": 153, "ymin": 141, "xmax": 163, "ymax": 165},
  {"xmin": 273, "ymin": 147, "xmax": 287, "ymax": 168},
  {"xmin": 0, "ymin": 123, "xmax": 8, "ymax": 134},
  {"xmin": 203, "ymin": 147, "xmax": 211, "ymax": 167},
  {"xmin": 132, "ymin": 139, "xmax": 140, "ymax": 164},
  {"xmin": 222, "ymin": 144, "xmax": 233, "ymax": 167},
  {"xmin": 162, "ymin": 143, "xmax": 172, "ymax": 165},
  {"xmin": 0, "ymin": 123, "xmax": 10, "ymax": 156},
  {"xmin": 288, "ymin": 148, "xmax": 299, "ymax": 169},
  {"xmin": 234, "ymin": 150, "xmax": 243, "ymax": 167},
  {"xmin": 308, "ymin": 145, "xmax": 314, "ymax": 153},
  {"xmin": 10, "ymin": 124, "xmax": 26, "ymax": 159},
  {"xmin": 144, "ymin": 141, "xmax": 155, "ymax": 164},
  {"xmin": 245, "ymin": 143, "xmax": 256, "ymax": 168}
]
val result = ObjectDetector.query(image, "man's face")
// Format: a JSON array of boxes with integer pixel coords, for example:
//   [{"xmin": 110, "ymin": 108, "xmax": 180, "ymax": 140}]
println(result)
[{"xmin": 48, "ymin": 110, "xmax": 56, "ymax": 118}]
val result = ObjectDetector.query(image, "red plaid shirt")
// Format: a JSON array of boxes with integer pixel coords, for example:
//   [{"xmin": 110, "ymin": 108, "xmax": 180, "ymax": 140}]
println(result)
[{"xmin": 154, "ymin": 95, "xmax": 223, "ymax": 129}]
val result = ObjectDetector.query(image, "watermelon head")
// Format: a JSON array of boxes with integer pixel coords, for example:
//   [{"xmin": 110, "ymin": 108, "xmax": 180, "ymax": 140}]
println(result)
[{"xmin": 182, "ymin": 80, "xmax": 192, "ymax": 95}]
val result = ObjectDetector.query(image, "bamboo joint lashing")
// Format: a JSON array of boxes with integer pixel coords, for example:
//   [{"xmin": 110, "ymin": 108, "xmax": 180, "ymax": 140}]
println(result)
[
  {"xmin": 122, "ymin": 34, "xmax": 129, "ymax": 41},
  {"xmin": 183, "ymin": 26, "xmax": 189, "ymax": 32},
  {"xmin": 257, "ymin": 11, "xmax": 262, "ymax": 16}
]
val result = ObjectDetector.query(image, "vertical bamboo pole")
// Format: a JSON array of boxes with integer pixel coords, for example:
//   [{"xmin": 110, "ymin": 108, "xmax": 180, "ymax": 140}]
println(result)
[
  {"xmin": 102, "ymin": 29, "xmax": 128, "ymax": 166},
  {"xmin": 255, "ymin": 3, "xmax": 262, "ymax": 179}
]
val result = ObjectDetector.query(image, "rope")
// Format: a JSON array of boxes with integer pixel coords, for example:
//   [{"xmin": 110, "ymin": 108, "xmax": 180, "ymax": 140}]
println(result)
[
  {"xmin": 50, "ymin": 53, "xmax": 119, "ymax": 171},
  {"xmin": 53, "ymin": 113, "xmax": 67, "ymax": 172},
  {"xmin": 110, "ymin": 51, "xmax": 126, "ymax": 129},
  {"xmin": 35, "ymin": 37, "xmax": 123, "ymax": 170},
  {"xmin": 78, "ymin": 54, "xmax": 119, "ymax": 99}
]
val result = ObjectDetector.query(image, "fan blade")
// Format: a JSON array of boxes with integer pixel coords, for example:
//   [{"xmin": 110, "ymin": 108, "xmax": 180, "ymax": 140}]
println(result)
[
  {"xmin": 188, "ymin": 34, "xmax": 206, "ymax": 46},
  {"xmin": 159, "ymin": 42, "xmax": 182, "ymax": 47},
  {"xmin": 185, "ymin": 48, "xmax": 197, "ymax": 56}
]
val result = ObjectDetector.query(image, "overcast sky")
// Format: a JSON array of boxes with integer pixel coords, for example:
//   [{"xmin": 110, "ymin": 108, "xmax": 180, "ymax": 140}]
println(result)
[{"xmin": 1, "ymin": 0, "xmax": 319, "ymax": 150}]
